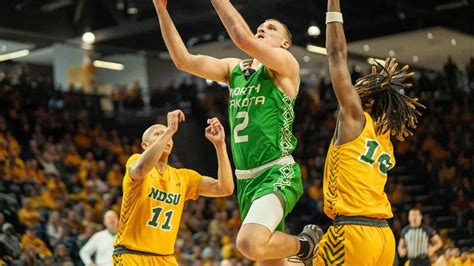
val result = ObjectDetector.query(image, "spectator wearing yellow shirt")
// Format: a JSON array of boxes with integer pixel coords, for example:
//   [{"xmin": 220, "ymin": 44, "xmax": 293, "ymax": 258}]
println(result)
[
  {"xmin": 220, "ymin": 234, "xmax": 237, "ymax": 260},
  {"xmin": 299, "ymin": 163, "xmax": 308, "ymax": 183},
  {"xmin": 63, "ymin": 146, "xmax": 82, "ymax": 170},
  {"xmin": 18, "ymin": 198, "xmax": 42, "ymax": 228},
  {"xmin": 208, "ymin": 211, "xmax": 229, "ymax": 236},
  {"xmin": 74, "ymin": 125, "xmax": 92, "ymax": 150},
  {"xmin": 458, "ymin": 248, "xmax": 472, "ymax": 266},
  {"xmin": 450, "ymin": 248, "xmax": 462, "ymax": 266},
  {"xmin": 26, "ymin": 185, "xmax": 48, "ymax": 210},
  {"xmin": 0, "ymin": 138, "xmax": 7, "ymax": 160},
  {"xmin": 227, "ymin": 209, "xmax": 242, "ymax": 230},
  {"xmin": 106, "ymin": 164, "xmax": 123, "ymax": 187},
  {"xmin": 436, "ymin": 247, "xmax": 456, "ymax": 266},
  {"xmin": 20, "ymin": 229, "xmax": 52, "ymax": 259},
  {"xmin": 42, "ymin": 177, "xmax": 68, "ymax": 209},
  {"xmin": 6, "ymin": 132, "xmax": 20, "ymax": 157},
  {"xmin": 104, "ymin": 137, "xmax": 124, "ymax": 156},
  {"xmin": 71, "ymin": 181, "xmax": 101, "ymax": 207},
  {"xmin": 25, "ymin": 159, "xmax": 46, "ymax": 184},
  {"xmin": 79, "ymin": 152, "xmax": 98, "ymax": 173},
  {"xmin": 5, "ymin": 148, "xmax": 26, "ymax": 181},
  {"xmin": 438, "ymin": 161, "xmax": 456, "ymax": 183},
  {"xmin": 118, "ymin": 152, "xmax": 129, "ymax": 166}
]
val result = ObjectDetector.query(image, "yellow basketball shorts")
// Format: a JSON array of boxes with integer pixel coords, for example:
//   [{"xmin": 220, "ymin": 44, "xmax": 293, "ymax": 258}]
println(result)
[
  {"xmin": 316, "ymin": 224, "xmax": 395, "ymax": 265},
  {"xmin": 113, "ymin": 253, "xmax": 178, "ymax": 266}
]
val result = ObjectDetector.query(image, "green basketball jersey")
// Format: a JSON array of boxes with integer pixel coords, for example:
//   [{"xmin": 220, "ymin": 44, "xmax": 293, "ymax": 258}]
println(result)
[{"xmin": 228, "ymin": 60, "xmax": 298, "ymax": 170}]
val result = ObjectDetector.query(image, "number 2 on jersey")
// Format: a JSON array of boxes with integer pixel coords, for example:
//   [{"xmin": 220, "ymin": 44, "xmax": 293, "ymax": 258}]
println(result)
[
  {"xmin": 147, "ymin": 207, "xmax": 173, "ymax": 231},
  {"xmin": 234, "ymin": 111, "xmax": 249, "ymax": 143}
]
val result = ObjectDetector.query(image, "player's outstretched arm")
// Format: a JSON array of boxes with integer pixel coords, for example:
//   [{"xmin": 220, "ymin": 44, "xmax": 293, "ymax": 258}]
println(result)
[
  {"xmin": 210, "ymin": 0, "xmax": 299, "ymax": 95},
  {"xmin": 129, "ymin": 110, "xmax": 184, "ymax": 180},
  {"xmin": 197, "ymin": 118, "xmax": 234, "ymax": 197},
  {"xmin": 326, "ymin": 0, "xmax": 364, "ymax": 119},
  {"xmin": 153, "ymin": 0, "xmax": 239, "ymax": 84}
]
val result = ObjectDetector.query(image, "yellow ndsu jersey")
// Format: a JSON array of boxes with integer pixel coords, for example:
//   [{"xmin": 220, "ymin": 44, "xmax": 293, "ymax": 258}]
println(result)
[
  {"xmin": 323, "ymin": 112, "xmax": 395, "ymax": 219},
  {"xmin": 114, "ymin": 154, "xmax": 203, "ymax": 255}
]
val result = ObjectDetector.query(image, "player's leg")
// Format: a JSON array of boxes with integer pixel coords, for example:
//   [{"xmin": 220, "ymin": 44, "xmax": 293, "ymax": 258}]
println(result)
[
  {"xmin": 236, "ymin": 193, "xmax": 299, "ymax": 261},
  {"xmin": 258, "ymin": 258, "xmax": 286, "ymax": 266},
  {"xmin": 236, "ymin": 193, "xmax": 322, "ymax": 265},
  {"xmin": 236, "ymin": 163, "xmax": 322, "ymax": 264},
  {"xmin": 376, "ymin": 227, "xmax": 396, "ymax": 266}
]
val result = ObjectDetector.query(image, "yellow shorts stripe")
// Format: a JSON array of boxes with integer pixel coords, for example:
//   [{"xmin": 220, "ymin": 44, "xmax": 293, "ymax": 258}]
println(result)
[{"xmin": 321, "ymin": 225, "xmax": 345, "ymax": 265}]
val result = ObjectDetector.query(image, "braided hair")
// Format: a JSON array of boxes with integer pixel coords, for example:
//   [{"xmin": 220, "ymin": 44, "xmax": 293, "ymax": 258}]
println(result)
[{"xmin": 354, "ymin": 63, "xmax": 426, "ymax": 141}]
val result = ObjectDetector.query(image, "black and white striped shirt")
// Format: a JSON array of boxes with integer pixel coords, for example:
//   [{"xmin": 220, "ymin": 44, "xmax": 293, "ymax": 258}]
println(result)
[{"xmin": 400, "ymin": 224, "xmax": 437, "ymax": 259}]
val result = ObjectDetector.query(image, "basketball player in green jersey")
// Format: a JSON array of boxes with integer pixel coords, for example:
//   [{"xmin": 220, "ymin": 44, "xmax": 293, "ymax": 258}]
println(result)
[{"xmin": 153, "ymin": 0, "xmax": 322, "ymax": 265}]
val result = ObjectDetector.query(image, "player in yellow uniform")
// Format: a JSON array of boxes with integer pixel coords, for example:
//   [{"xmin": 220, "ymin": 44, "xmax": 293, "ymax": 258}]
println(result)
[
  {"xmin": 113, "ymin": 110, "xmax": 233, "ymax": 265},
  {"xmin": 315, "ymin": 0, "xmax": 426, "ymax": 264}
]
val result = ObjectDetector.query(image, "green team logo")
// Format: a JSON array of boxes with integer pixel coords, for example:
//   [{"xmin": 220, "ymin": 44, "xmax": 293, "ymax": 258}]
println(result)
[{"xmin": 358, "ymin": 139, "xmax": 394, "ymax": 174}]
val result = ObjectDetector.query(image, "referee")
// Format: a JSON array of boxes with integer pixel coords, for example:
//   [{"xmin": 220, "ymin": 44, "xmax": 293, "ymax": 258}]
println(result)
[{"xmin": 398, "ymin": 208, "xmax": 443, "ymax": 266}]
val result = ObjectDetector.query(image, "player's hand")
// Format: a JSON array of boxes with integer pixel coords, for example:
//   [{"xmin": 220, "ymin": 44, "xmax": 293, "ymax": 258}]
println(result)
[
  {"xmin": 205, "ymin": 118, "xmax": 225, "ymax": 146},
  {"xmin": 372, "ymin": 57, "xmax": 399, "ymax": 76},
  {"xmin": 167, "ymin": 110, "xmax": 185, "ymax": 134},
  {"xmin": 153, "ymin": 0, "xmax": 167, "ymax": 9}
]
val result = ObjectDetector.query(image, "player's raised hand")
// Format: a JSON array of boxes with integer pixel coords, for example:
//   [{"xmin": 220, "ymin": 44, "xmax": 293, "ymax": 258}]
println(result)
[
  {"xmin": 167, "ymin": 109, "xmax": 185, "ymax": 134},
  {"xmin": 205, "ymin": 118, "xmax": 225, "ymax": 146},
  {"xmin": 152, "ymin": 0, "xmax": 167, "ymax": 9}
]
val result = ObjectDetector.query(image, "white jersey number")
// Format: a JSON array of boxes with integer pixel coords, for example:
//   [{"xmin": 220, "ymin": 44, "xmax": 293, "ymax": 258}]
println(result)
[{"xmin": 233, "ymin": 111, "xmax": 249, "ymax": 143}]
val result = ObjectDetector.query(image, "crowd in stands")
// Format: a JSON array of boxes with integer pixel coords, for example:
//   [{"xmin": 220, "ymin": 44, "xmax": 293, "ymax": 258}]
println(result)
[
  {"xmin": 0, "ymin": 56, "xmax": 472, "ymax": 266},
  {"xmin": 111, "ymin": 81, "xmax": 145, "ymax": 111}
]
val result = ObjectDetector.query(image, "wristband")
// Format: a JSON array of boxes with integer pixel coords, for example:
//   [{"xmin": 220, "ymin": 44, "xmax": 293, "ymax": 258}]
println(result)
[{"xmin": 326, "ymin": 12, "xmax": 343, "ymax": 24}]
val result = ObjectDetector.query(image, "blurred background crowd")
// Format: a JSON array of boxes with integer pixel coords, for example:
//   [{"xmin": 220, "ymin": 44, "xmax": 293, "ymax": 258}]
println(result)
[{"xmin": 0, "ymin": 56, "xmax": 472, "ymax": 265}]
